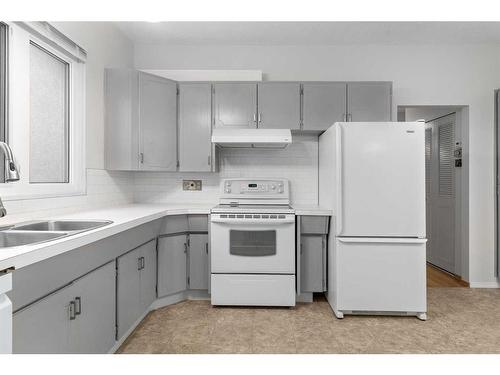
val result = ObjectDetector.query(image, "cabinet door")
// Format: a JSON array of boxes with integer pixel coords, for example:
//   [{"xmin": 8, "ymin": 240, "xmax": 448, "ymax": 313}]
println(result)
[
  {"xmin": 117, "ymin": 246, "xmax": 142, "ymax": 340},
  {"xmin": 347, "ymin": 82, "xmax": 392, "ymax": 122},
  {"xmin": 213, "ymin": 83, "xmax": 257, "ymax": 128},
  {"xmin": 302, "ymin": 83, "xmax": 347, "ymax": 131},
  {"xmin": 13, "ymin": 283, "xmax": 73, "ymax": 353},
  {"xmin": 139, "ymin": 72, "xmax": 177, "ymax": 171},
  {"xmin": 71, "ymin": 261, "xmax": 116, "ymax": 354},
  {"xmin": 140, "ymin": 240, "xmax": 157, "ymax": 311},
  {"xmin": 257, "ymin": 83, "xmax": 301, "ymax": 129},
  {"xmin": 300, "ymin": 236, "xmax": 325, "ymax": 293},
  {"xmin": 178, "ymin": 83, "xmax": 213, "ymax": 172},
  {"xmin": 158, "ymin": 234, "xmax": 187, "ymax": 297},
  {"xmin": 189, "ymin": 234, "xmax": 209, "ymax": 290}
]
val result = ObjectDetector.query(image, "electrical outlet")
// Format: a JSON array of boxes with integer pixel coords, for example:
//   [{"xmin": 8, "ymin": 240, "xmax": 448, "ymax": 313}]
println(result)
[{"xmin": 183, "ymin": 180, "xmax": 202, "ymax": 191}]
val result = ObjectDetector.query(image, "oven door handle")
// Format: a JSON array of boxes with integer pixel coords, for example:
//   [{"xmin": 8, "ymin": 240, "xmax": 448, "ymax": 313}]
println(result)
[{"xmin": 211, "ymin": 218, "xmax": 295, "ymax": 225}]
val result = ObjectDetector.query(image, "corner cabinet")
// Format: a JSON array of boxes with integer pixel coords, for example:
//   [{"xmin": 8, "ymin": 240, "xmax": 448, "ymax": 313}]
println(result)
[
  {"xmin": 105, "ymin": 69, "xmax": 177, "ymax": 171},
  {"xmin": 157, "ymin": 234, "xmax": 188, "ymax": 297},
  {"xmin": 116, "ymin": 240, "xmax": 157, "ymax": 340}
]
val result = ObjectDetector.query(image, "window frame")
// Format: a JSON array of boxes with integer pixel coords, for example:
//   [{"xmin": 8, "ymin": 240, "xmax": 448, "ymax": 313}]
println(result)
[{"xmin": 0, "ymin": 22, "xmax": 86, "ymax": 201}]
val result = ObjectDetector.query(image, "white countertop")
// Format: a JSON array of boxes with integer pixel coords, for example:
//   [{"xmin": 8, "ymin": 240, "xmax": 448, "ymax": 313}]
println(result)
[
  {"xmin": 292, "ymin": 205, "xmax": 333, "ymax": 216},
  {"xmin": 0, "ymin": 203, "xmax": 333, "ymax": 272},
  {"xmin": 0, "ymin": 204, "xmax": 212, "ymax": 272}
]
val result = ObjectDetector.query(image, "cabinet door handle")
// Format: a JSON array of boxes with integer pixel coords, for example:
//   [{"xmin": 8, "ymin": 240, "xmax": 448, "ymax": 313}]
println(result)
[
  {"xmin": 258, "ymin": 113, "xmax": 262, "ymax": 123},
  {"xmin": 347, "ymin": 113, "xmax": 352, "ymax": 122},
  {"xmin": 184, "ymin": 243, "xmax": 188, "ymax": 253},
  {"xmin": 253, "ymin": 113, "xmax": 257, "ymax": 123},
  {"xmin": 138, "ymin": 257, "xmax": 142, "ymax": 270},
  {"xmin": 208, "ymin": 155, "xmax": 211, "ymax": 166},
  {"xmin": 69, "ymin": 301, "xmax": 76, "ymax": 320},
  {"xmin": 75, "ymin": 297, "xmax": 82, "ymax": 316},
  {"xmin": 141, "ymin": 257, "xmax": 145, "ymax": 270},
  {"xmin": 205, "ymin": 243, "xmax": 208, "ymax": 254},
  {"xmin": 139, "ymin": 153, "xmax": 144, "ymax": 164}
]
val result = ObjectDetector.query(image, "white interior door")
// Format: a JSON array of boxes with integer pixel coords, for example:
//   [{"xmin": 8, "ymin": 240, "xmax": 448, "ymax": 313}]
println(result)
[
  {"xmin": 338, "ymin": 122, "xmax": 426, "ymax": 237},
  {"xmin": 426, "ymin": 113, "xmax": 456, "ymax": 274}
]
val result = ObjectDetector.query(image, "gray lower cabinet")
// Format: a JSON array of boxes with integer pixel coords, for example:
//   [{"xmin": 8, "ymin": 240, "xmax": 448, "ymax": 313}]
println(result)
[
  {"xmin": 13, "ymin": 261, "xmax": 115, "ymax": 354},
  {"xmin": 302, "ymin": 82, "xmax": 347, "ymax": 131},
  {"xmin": 213, "ymin": 83, "xmax": 257, "ymax": 129},
  {"xmin": 300, "ymin": 236, "xmax": 327, "ymax": 293},
  {"xmin": 157, "ymin": 234, "xmax": 188, "ymax": 297},
  {"xmin": 117, "ymin": 239, "xmax": 157, "ymax": 340},
  {"xmin": 257, "ymin": 83, "xmax": 301, "ymax": 129},
  {"xmin": 188, "ymin": 234, "xmax": 209, "ymax": 290},
  {"xmin": 347, "ymin": 82, "xmax": 392, "ymax": 122},
  {"xmin": 178, "ymin": 83, "xmax": 215, "ymax": 172}
]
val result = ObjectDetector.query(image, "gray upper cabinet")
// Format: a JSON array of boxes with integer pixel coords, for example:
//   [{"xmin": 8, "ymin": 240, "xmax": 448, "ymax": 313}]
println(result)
[
  {"xmin": 105, "ymin": 69, "xmax": 177, "ymax": 171},
  {"xmin": 157, "ymin": 234, "xmax": 188, "ymax": 297},
  {"xmin": 188, "ymin": 234, "xmax": 209, "ymax": 290},
  {"xmin": 302, "ymin": 83, "xmax": 347, "ymax": 131},
  {"xmin": 213, "ymin": 83, "xmax": 257, "ymax": 128},
  {"xmin": 13, "ymin": 261, "xmax": 115, "ymax": 354},
  {"xmin": 178, "ymin": 83, "xmax": 214, "ymax": 172},
  {"xmin": 138, "ymin": 72, "xmax": 177, "ymax": 171},
  {"xmin": 257, "ymin": 83, "xmax": 301, "ymax": 129},
  {"xmin": 117, "ymin": 240, "xmax": 157, "ymax": 340},
  {"xmin": 347, "ymin": 82, "xmax": 392, "ymax": 122}
]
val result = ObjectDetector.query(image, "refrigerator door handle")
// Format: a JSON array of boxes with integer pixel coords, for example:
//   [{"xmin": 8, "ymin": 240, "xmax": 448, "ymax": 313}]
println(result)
[{"xmin": 337, "ymin": 237, "xmax": 427, "ymax": 244}]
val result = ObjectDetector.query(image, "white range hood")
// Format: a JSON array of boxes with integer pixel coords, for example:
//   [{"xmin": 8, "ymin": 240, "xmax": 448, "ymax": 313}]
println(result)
[{"xmin": 211, "ymin": 128, "xmax": 292, "ymax": 149}]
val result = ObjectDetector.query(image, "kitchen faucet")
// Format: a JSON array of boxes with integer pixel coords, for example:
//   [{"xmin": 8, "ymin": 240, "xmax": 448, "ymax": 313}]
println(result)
[{"xmin": 0, "ymin": 141, "xmax": 20, "ymax": 217}]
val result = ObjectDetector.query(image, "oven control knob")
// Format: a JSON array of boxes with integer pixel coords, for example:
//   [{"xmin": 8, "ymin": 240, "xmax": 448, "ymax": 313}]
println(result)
[
  {"xmin": 225, "ymin": 187, "xmax": 231, "ymax": 193},
  {"xmin": 271, "ymin": 184, "xmax": 276, "ymax": 190}
]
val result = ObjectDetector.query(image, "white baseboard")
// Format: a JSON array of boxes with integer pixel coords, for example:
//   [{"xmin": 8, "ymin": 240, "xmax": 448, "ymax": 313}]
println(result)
[{"xmin": 469, "ymin": 281, "xmax": 500, "ymax": 288}]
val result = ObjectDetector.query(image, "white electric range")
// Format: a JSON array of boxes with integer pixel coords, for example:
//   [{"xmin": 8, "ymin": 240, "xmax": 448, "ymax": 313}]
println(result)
[{"xmin": 210, "ymin": 178, "xmax": 296, "ymax": 307}]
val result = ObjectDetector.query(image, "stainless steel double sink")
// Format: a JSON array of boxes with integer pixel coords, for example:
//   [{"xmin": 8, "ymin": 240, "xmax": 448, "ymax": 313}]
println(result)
[{"xmin": 0, "ymin": 220, "xmax": 113, "ymax": 248}]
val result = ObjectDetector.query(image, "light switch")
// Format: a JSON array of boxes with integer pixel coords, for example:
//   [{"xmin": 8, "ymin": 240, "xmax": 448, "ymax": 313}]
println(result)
[{"xmin": 183, "ymin": 180, "xmax": 202, "ymax": 191}]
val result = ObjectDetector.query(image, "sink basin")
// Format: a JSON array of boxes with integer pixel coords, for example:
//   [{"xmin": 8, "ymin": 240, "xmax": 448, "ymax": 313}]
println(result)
[
  {"xmin": 12, "ymin": 220, "xmax": 113, "ymax": 232},
  {"xmin": 0, "ymin": 231, "xmax": 68, "ymax": 248}
]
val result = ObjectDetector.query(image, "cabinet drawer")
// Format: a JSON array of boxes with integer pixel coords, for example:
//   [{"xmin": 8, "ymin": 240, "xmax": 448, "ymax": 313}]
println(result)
[
  {"xmin": 300, "ymin": 216, "xmax": 329, "ymax": 234},
  {"xmin": 188, "ymin": 215, "xmax": 208, "ymax": 232},
  {"xmin": 159, "ymin": 215, "xmax": 189, "ymax": 235}
]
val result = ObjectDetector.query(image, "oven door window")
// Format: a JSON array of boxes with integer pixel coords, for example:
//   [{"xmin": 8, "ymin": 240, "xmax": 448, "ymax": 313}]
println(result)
[{"xmin": 229, "ymin": 230, "xmax": 277, "ymax": 256}]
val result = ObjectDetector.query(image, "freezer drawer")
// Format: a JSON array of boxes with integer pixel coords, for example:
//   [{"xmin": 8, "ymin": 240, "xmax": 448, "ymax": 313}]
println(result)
[
  {"xmin": 211, "ymin": 274, "xmax": 295, "ymax": 306},
  {"xmin": 333, "ymin": 237, "xmax": 426, "ymax": 314}
]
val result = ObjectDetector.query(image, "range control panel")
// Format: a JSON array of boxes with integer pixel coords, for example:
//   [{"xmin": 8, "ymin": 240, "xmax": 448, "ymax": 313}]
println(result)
[
  {"xmin": 219, "ymin": 178, "xmax": 290, "ymax": 205},
  {"xmin": 223, "ymin": 179, "xmax": 285, "ymax": 195}
]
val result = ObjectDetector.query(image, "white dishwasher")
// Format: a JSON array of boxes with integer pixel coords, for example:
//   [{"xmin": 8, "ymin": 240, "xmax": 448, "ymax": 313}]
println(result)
[{"xmin": 0, "ymin": 272, "xmax": 12, "ymax": 354}]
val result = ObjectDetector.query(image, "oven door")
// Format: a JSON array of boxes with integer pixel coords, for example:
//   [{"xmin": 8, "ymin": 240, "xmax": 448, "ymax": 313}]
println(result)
[{"xmin": 210, "ymin": 214, "xmax": 295, "ymax": 274}]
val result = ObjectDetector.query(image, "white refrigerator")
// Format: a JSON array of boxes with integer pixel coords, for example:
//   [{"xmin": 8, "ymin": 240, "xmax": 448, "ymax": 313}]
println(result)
[{"xmin": 319, "ymin": 122, "xmax": 427, "ymax": 320}]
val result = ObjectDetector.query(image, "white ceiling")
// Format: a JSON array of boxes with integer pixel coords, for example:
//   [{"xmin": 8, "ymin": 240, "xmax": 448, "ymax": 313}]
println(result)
[{"xmin": 115, "ymin": 22, "xmax": 500, "ymax": 45}]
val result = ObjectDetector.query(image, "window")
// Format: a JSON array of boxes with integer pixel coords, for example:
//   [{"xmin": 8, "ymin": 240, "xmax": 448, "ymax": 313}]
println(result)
[
  {"xmin": 0, "ymin": 22, "xmax": 86, "ymax": 200},
  {"xmin": 29, "ymin": 42, "xmax": 69, "ymax": 183}
]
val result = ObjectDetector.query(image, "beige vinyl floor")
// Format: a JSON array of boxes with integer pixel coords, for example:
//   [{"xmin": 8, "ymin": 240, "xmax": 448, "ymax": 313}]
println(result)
[{"xmin": 118, "ymin": 287, "xmax": 500, "ymax": 354}]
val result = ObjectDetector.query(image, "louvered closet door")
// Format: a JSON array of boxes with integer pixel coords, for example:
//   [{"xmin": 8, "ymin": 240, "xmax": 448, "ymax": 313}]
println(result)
[{"xmin": 427, "ymin": 113, "xmax": 456, "ymax": 274}]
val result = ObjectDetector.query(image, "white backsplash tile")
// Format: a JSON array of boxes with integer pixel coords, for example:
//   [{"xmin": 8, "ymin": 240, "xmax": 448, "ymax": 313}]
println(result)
[
  {"xmin": 0, "ymin": 169, "xmax": 134, "ymax": 225},
  {"xmin": 133, "ymin": 134, "xmax": 319, "ymax": 206}
]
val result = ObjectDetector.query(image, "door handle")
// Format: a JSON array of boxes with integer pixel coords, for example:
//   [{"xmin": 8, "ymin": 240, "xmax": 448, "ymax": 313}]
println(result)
[
  {"xmin": 74, "ymin": 297, "xmax": 82, "ymax": 316},
  {"xmin": 69, "ymin": 301, "xmax": 76, "ymax": 320},
  {"xmin": 137, "ymin": 257, "xmax": 142, "ymax": 270},
  {"xmin": 205, "ymin": 243, "xmax": 208, "ymax": 254}
]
